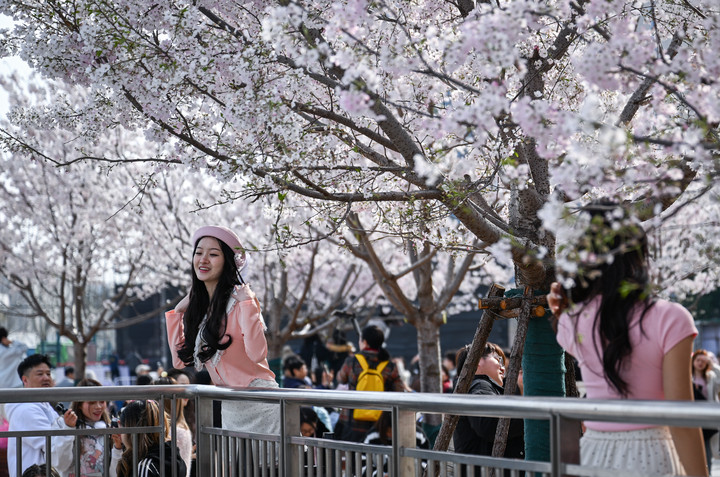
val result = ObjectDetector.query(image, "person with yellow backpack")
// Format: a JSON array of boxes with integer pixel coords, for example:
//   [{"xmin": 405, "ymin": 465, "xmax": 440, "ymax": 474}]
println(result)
[{"xmin": 334, "ymin": 325, "xmax": 406, "ymax": 442}]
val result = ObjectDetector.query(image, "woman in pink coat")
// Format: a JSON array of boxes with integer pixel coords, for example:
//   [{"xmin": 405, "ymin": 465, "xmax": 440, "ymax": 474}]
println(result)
[{"xmin": 165, "ymin": 225, "xmax": 280, "ymax": 436}]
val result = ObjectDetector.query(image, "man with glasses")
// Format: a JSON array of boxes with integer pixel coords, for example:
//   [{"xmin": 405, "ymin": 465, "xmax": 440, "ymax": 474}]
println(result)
[{"xmin": 452, "ymin": 342, "xmax": 525, "ymax": 476}]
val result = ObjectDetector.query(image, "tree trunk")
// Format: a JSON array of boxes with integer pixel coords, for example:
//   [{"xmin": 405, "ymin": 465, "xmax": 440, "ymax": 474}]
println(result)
[
  {"xmin": 266, "ymin": 334, "xmax": 284, "ymax": 384},
  {"xmin": 415, "ymin": 318, "xmax": 441, "ymax": 393},
  {"xmin": 73, "ymin": 341, "xmax": 87, "ymax": 384},
  {"xmin": 415, "ymin": 317, "xmax": 442, "ymax": 427},
  {"xmin": 522, "ymin": 306, "xmax": 566, "ymax": 462},
  {"xmin": 266, "ymin": 335, "xmax": 284, "ymax": 362}
]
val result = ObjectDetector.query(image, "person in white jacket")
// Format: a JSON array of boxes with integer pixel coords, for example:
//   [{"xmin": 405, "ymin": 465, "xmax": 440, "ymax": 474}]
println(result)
[{"xmin": 6, "ymin": 354, "xmax": 76, "ymax": 477}]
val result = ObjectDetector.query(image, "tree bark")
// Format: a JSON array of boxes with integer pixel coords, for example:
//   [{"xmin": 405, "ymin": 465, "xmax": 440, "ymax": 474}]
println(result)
[
  {"xmin": 416, "ymin": 318, "xmax": 443, "ymax": 426},
  {"xmin": 73, "ymin": 341, "xmax": 87, "ymax": 384}
]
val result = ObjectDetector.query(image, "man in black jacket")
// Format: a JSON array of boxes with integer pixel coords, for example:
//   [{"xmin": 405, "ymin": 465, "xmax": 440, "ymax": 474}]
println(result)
[{"xmin": 453, "ymin": 342, "xmax": 524, "ymax": 476}]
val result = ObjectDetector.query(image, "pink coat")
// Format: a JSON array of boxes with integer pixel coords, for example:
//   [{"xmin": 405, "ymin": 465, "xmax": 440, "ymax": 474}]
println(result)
[{"xmin": 165, "ymin": 285, "xmax": 276, "ymax": 387}]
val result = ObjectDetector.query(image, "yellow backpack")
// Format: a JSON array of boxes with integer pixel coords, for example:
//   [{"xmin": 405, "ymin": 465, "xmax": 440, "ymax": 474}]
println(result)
[{"xmin": 353, "ymin": 354, "xmax": 389, "ymax": 421}]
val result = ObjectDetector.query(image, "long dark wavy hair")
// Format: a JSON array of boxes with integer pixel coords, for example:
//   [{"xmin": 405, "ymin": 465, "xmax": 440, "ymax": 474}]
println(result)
[
  {"xmin": 176, "ymin": 237, "xmax": 240, "ymax": 366},
  {"xmin": 568, "ymin": 201, "xmax": 654, "ymax": 397},
  {"xmin": 117, "ymin": 400, "xmax": 168, "ymax": 477},
  {"xmin": 71, "ymin": 378, "xmax": 110, "ymax": 427}
]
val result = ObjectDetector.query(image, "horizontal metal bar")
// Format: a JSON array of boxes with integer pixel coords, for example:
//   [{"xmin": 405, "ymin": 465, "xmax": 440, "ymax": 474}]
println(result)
[
  {"xmin": 200, "ymin": 426, "xmax": 281, "ymax": 442},
  {"xmin": 404, "ymin": 447, "xmax": 551, "ymax": 472},
  {"xmin": 0, "ymin": 385, "xmax": 192, "ymax": 403},
  {"xmin": 563, "ymin": 462, "xmax": 639, "ymax": 477},
  {"xmin": 4, "ymin": 385, "xmax": 720, "ymax": 427},
  {"xmin": 2, "ymin": 425, "xmax": 161, "ymax": 438},
  {"xmin": 288, "ymin": 436, "xmax": 390, "ymax": 454}
]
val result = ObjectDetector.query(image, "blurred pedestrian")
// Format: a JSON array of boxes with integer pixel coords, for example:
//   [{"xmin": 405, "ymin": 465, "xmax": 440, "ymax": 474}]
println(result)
[
  {"xmin": 692, "ymin": 349, "xmax": 719, "ymax": 472},
  {"xmin": 362, "ymin": 411, "xmax": 429, "ymax": 476},
  {"xmin": 116, "ymin": 400, "xmax": 186, "ymax": 477},
  {"xmin": 0, "ymin": 328, "xmax": 27, "ymax": 389},
  {"xmin": 154, "ymin": 376, "xmax": 193, "ymax": 477},
  {"xmin": 335, "ymin": 325, "xmax": 405, "ymax": 442},
  {"xmin": 55, "ymin": 366, "xmax": 75, "ymax": 410},
  {"xmin": 21, "ymin": 465, "xmax": 60, "ymax": 477},
  {"xmin": 282, "ymin": 355, "xmax": 312, "ymax": 389},
  {"xmin": 443, "ymin": 350, "xmax": 457, "ymax": 381}
]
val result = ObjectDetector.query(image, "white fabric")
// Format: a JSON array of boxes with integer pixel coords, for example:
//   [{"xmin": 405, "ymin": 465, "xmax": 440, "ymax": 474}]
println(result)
[
  {"xmin": 221, "ymin": 378, "xmax": 280, "ymax": 467},
  {"xmin": 0, "ymin": 341, "xmax": 27, "ymax": 388},
  {"xmin": 581, "ymin": 427, "xmax": 685, "ymax": 476},
  {"xmin": 6, "ymin": 401, "xmax": 74, "ymax": 477},
  {"xmin": 221, "ymin": 378, "xmax": 281, "ymax": 436},
  {"xmin": 175, "ymin": 425, "xmax": 193, "ymax": 477},
  {"xmin": 55, "ymin": 420, "xmax": 119, "ymax": 477}
]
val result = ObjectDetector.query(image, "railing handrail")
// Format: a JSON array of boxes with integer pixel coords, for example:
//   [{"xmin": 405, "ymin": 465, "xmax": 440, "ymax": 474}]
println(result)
[
  {"xmin": 2, "ymin": 384, "xmax": 719, "ymax": 477},
  {"xmin": 1, "ymin": 384, "xmax": 719, "ymax": 428}
]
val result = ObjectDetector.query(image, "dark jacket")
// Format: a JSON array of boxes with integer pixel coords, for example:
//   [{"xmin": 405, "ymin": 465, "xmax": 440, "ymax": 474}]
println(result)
[
  {"xmin": 282, "ymin": 376, "xmax": 312, "ymax": 389},
  {"xmin": 453, "ymin": 375, "xmax": 524, "ymax": 458},
  {"xmin": 133, "ymin": 442, "xmax": 187, "ymax": 477}
]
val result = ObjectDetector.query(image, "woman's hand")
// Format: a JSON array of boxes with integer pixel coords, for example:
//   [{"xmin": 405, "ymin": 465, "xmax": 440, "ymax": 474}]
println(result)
[
  {"xmin": 174, "ymin": 293, "xmax": 190, "ymax": 313},
  {"xmin": 63, "ymin": 409, "xmax": 78, "ymax": 428},
  {"xmin": 111, "ymin": 432, "xmax": 123, "ymax": 450},
  {"xmin": 547, "ymin": 282, "xmax": 568, "ymax": 316}
]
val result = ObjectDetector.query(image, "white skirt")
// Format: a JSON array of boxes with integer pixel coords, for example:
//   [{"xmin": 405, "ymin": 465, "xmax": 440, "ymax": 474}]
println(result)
[
  {"xmin": 221, "ymin": 378, "xmax": 281, "ymax": 436},
  {"xmin": 581, "ymin": 427, "xmax": 685, "ymax": 476}
]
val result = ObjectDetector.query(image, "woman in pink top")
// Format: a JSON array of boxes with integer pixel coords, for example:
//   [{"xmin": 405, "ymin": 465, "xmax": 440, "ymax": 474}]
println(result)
[
  {"xmin": 165, "ymin": 225, "xmax": 280, "ymax": 437},
  {"xmin": 547, "ymin": 201, "xmax": 706, "ymax": 476}
]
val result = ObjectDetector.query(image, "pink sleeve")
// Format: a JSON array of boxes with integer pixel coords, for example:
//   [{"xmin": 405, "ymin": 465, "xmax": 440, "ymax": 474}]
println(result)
[
  {"xmin": 555, "ymin": 313, "xmax": 578, "ymax": 358},
  {"xmin": 230, "ymin": 286, "xmax": 269, "ymax": 364},
  {"xmin": 165, "ymin": 310, "xmax": 187, "ymax": 369},
  {"xmin": 657, "ymin": 301, "xmax": 697, "ymax": 355}
]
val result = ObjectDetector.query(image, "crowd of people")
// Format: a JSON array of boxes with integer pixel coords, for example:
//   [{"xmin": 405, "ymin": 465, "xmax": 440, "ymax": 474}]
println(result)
[{"xmin": 0, "ymin": 208, "xmax": 718, "ymax": 477}]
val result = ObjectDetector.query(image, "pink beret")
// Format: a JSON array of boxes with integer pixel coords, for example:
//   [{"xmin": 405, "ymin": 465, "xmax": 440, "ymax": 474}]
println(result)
[{"xmin": 192, "ymin": 225, "xmax": 244, "ymax": 253}]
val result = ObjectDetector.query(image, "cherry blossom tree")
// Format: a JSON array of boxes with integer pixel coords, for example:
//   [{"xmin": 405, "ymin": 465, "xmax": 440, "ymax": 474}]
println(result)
[
  {"xmin": 0, "ymin": 82, "xmax": 184, "ymax": 380},
  {"xmin": 2, "ymin": 0, "xmax": 720, "ymax": 460},
  {"xmin": 238, "ymin": 216, "xmax": 380, "ymax": 362},
  {"xmin": 0, "ymin": 0, "xmax": 715, "ymax": 287},
  {"xmin": 341, "ymin": 209, "xmax": 511, "ymax": 427}
]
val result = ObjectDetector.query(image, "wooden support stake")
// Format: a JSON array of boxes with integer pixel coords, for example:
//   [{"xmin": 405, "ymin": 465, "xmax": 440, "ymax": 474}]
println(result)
[
  {"xmin": 478, "ymin": 295, "xmax": 547, "ymax": 310},
  {"xmin": 428, "ymin": 284, "xmax": 506, "ymax": 477},
  {"xmin": 491, "ymin": 286, "xmax": 532, "ymax": 462}
]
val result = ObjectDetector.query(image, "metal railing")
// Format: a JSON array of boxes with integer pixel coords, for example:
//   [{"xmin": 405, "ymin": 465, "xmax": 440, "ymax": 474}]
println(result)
[{"xmin": 1, "ymin": 385, "xmax": 719, "ymax": 477}]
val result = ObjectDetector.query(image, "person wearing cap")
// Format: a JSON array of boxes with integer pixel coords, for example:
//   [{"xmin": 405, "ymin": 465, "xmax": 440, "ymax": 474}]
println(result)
[{"xmin": 165, "ymin": 225, "xmax": 280, "ymax": 438}]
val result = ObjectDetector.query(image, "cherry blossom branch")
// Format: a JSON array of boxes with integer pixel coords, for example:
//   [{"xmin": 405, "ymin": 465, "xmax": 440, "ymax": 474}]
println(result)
[
  {"xmin": 617, "ymin": 63, "xmax": 707, "ymax": 122},
  {"xmin": 617, "ymin": 33, "xmax": 683, "ymax": 126}
]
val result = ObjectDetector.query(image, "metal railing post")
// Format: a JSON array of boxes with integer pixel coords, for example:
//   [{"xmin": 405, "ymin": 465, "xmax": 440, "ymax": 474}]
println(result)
[
  {"xmin": 281, "ymin": 400, "xmax": 301, "ymax": 477},
  {"xmin": 550, "ymin": 412, "xmax": 581, "ymax": 477},
  {"xmin": 195, "ymin": 393, "xmax": 214, "ymax": 476},
  {"xmin": 393, "ymin": 407, "xmax": 417, "ymax": 477}
]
